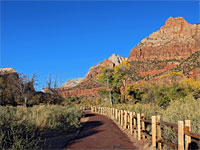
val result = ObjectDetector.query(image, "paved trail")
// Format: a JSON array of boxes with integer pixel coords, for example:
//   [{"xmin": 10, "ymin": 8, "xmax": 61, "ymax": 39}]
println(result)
[{"xmin": 66, "ymin": 111, "xmax": 137, "ymax": 150}]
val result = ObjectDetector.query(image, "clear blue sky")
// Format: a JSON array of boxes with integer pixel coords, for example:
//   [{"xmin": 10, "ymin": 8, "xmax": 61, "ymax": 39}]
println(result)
[{"xmin": 1, "ymin": 0, "xmax": 199, "ymax": 90}]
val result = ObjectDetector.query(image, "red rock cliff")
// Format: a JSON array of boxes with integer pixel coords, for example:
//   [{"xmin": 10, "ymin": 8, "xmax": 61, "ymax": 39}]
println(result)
[{"xmin": 128, "ymin": 17, "xmax": 200, "ymax": 61}]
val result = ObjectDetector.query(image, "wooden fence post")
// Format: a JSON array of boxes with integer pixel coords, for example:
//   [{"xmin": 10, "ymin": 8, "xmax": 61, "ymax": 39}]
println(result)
[
  {"xmin": 115, "ymin": 109, "xmax": 118, "ymax": 120},
  {"xmin": 133, "ymin": 112, "xmax": 137, "ymax": 138},
  {"xmin": 141, "ymin": 113, "xmax": 145, "ymax": 139},
  {"xmin": 156, "ymin": 116, "xmax": 161, "ymax": 150},
  {"xmin": 99, "ymin": 107, "xmax": 101, "ymax": 114},
  {"xmin": 110, "ymin": 108, "xmax": 112, "ymax": 118},
  {"xmin": 127, "ymin": 111, "xmax": 130, "ymax": 129},
  {"xmin": 152, "ymin": 116, "xmax": 156, "ymax": 149},
  {"xmin": 124, "ymin": 111, "xmax": 127, "ymax": 129},
  {"xmin": 111, "ymin": 108, "xmax": 112, "ymax": 118},
  {"xmin": 113, "ymin": 108, "xmax": 115, "ymax": 119},
  {"xmin": 118, "ymin": 110, "xmax": 121, "ymax": 124},
  {"xmin": 111, "ymin": 108, "xmax": 113, "ymax": 118},
  {"xmin": 130, "ymin": 112, "xmax": 133, "ymax": 134},
  {"xmin": 185, "ymin": 120, "xmax": 191, "ymax": 150},
  {"xmin": 137, "ymin": 113, "xmax": 141, "ymax": 140},
  {"xmin": 121, "ymin": 110, "xmax": 124, "ymax": 126},
  {"xmin": 178, "ymin": 121, "xmax": 184, "ymax": 150}
]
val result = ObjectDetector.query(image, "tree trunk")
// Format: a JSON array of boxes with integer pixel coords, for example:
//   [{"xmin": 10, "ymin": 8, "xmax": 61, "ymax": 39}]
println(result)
[
  {"xmin": 24, "ymin": 97, "xmax": 27, "ymax": 107},
  {"xmin": 109, "ymin": 90, "xmax": 113, "ymax": 106}
]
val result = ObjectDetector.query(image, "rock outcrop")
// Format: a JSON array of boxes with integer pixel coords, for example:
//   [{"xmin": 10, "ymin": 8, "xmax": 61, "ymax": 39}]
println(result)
[
  {"xmin": 0, "ymin": 68, "xmax": 19, "ymax": 80},
  {"xmin": 0, "ymin": 67, "xmax": 17, "ymax": 75},
  {"xmin": 62, "ymin": 78, "xmax": 84, "ymax": 89},
  {"xmin": 85, "ymin": 54, "xmax": 127, "ymax": 80},
  {"xmin": 128, "ymin": 17, "xmax": 200, "ymax": 61},
  {"xmin": 108, "ymin": 54, "xmax": 128, "ymax": 65}
]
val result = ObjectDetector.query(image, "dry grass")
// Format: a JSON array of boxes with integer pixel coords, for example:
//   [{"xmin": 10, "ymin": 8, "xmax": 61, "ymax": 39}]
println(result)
[{"xmin": 0, "ymin": 105, "xmax": 83, "ymax": 150}]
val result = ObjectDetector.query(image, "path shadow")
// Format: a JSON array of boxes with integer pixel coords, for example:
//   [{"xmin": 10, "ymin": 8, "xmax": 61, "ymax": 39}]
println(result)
[
  {"xmin": 189, "ymin": 141, "xmax": 199, "ymax": 150},
  {"xmin": 65, "ymin": 119, "xmax": 103, "ymax": 148},
  {"xmin": 84, "ymin": 113, "xmax": 96, "ymax": 117}
]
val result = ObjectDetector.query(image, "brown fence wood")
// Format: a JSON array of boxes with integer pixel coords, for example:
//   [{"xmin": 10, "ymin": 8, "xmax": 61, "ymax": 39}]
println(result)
[
  {"xmin": 156, "ymin": 116, "xmax": 162, "ymax": 150},
  {"xmin": 133, "ymin": 112, "xmax": 137, "ymax": 138},
  {"xmin": 141, "ymin": 113, "xmax": 145, "ymax": 139},
  {"xmin": 158, "ymin": 138, "xmax": 178, "ymax": 149},
  {"xmin": 142, "ymin": 131, "xmax": 152, "ymax": 138},
  {"xmin": 130, "ymin": 112, "xmax": 133, "ymax": 134},
  {"xmin": 142, "ymin": 119, "xmax": 151, "ymax": 124},
  {"xmin": 185, "ymin": 120, "xmax": 191, "ymax": 150},
  {"xmin": 184, "ymin": 130, "xmax": 200, "ymax": 139}
]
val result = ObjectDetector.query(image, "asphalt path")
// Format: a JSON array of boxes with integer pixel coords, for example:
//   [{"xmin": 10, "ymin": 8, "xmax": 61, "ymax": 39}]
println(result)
[{"xmin": 66, "ymin": 111, "xmax": 137, "ymax": 150}]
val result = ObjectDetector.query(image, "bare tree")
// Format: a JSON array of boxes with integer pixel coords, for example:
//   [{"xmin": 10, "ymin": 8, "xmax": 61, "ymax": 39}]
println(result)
[{"xmin": 17, "ymin": 73, "xmax": 37, "ymax": 106}]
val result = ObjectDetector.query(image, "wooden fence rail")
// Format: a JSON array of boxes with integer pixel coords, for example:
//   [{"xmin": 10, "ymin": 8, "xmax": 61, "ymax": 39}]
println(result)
[{"xmin": 90, "ymin": 106, "xmax": 200, "ymax": 150}]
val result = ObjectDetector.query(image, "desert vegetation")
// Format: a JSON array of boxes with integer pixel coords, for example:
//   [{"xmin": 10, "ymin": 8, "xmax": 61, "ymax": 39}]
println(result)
[
  {"xmin": 0, "ymin": 71, "xmax": 83, "ymax": 149},
  {"xmin": 0, "ymin": 105, "xmax": 83, "ymax": 149}
]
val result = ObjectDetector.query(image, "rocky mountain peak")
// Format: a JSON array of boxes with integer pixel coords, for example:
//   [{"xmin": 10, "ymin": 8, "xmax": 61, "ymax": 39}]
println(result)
[
  {"xmin": 84, "ymin": 54, "xmax": 128, "ymax": 80},
  {"xmin": 164, "ymin": 17, "xmax": 188, "ymax": 28},
  {"xmin": 108, "ymin": 54, "xmax": 128, "ymax": 65},
  {"xmin": 128, "ymin": 17, "xmax": 200, "ymax": 61}
]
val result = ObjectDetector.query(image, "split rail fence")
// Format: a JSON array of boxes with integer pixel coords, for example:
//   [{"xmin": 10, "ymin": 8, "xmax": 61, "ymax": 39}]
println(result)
[{"xmin": 90, "ymin": 106, "xmax": 200, "ymax": 150}]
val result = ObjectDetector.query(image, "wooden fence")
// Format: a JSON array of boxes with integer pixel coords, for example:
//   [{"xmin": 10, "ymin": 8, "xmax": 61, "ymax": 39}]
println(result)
[{"xmin": 90, "ymin": 106, "xmax": 200, "ymax": 150}]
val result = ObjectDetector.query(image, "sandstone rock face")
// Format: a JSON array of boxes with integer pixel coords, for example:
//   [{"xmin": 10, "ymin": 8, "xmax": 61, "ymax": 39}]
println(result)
[
  {"xmin": 85, "ymin": 65, "xmax": 101, "ymax": 80},
  {"xmin": 128, "ymin": 17, "xmax": 200, "ymax": 61},
  {"xmin": 97, "ymin": 58, "xmax": 115, "ymax": 68},
  {"xmin": 62, "ymin": 78, "xmax": 84, "ymax": 89},
  {"xmin": 85, "ymin": 54, "xmax": 127, "ymax": 80},
  {"xmin": 0, "ymin": 67, "xmax": 16, "ymax": 74},
  {"xmin": 59, "ymin": 87, "xmax": 104, "ymax": 97},
  {"xmin": 108, "ymin": 54, "xmax": 128, "ymax": 65}
]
